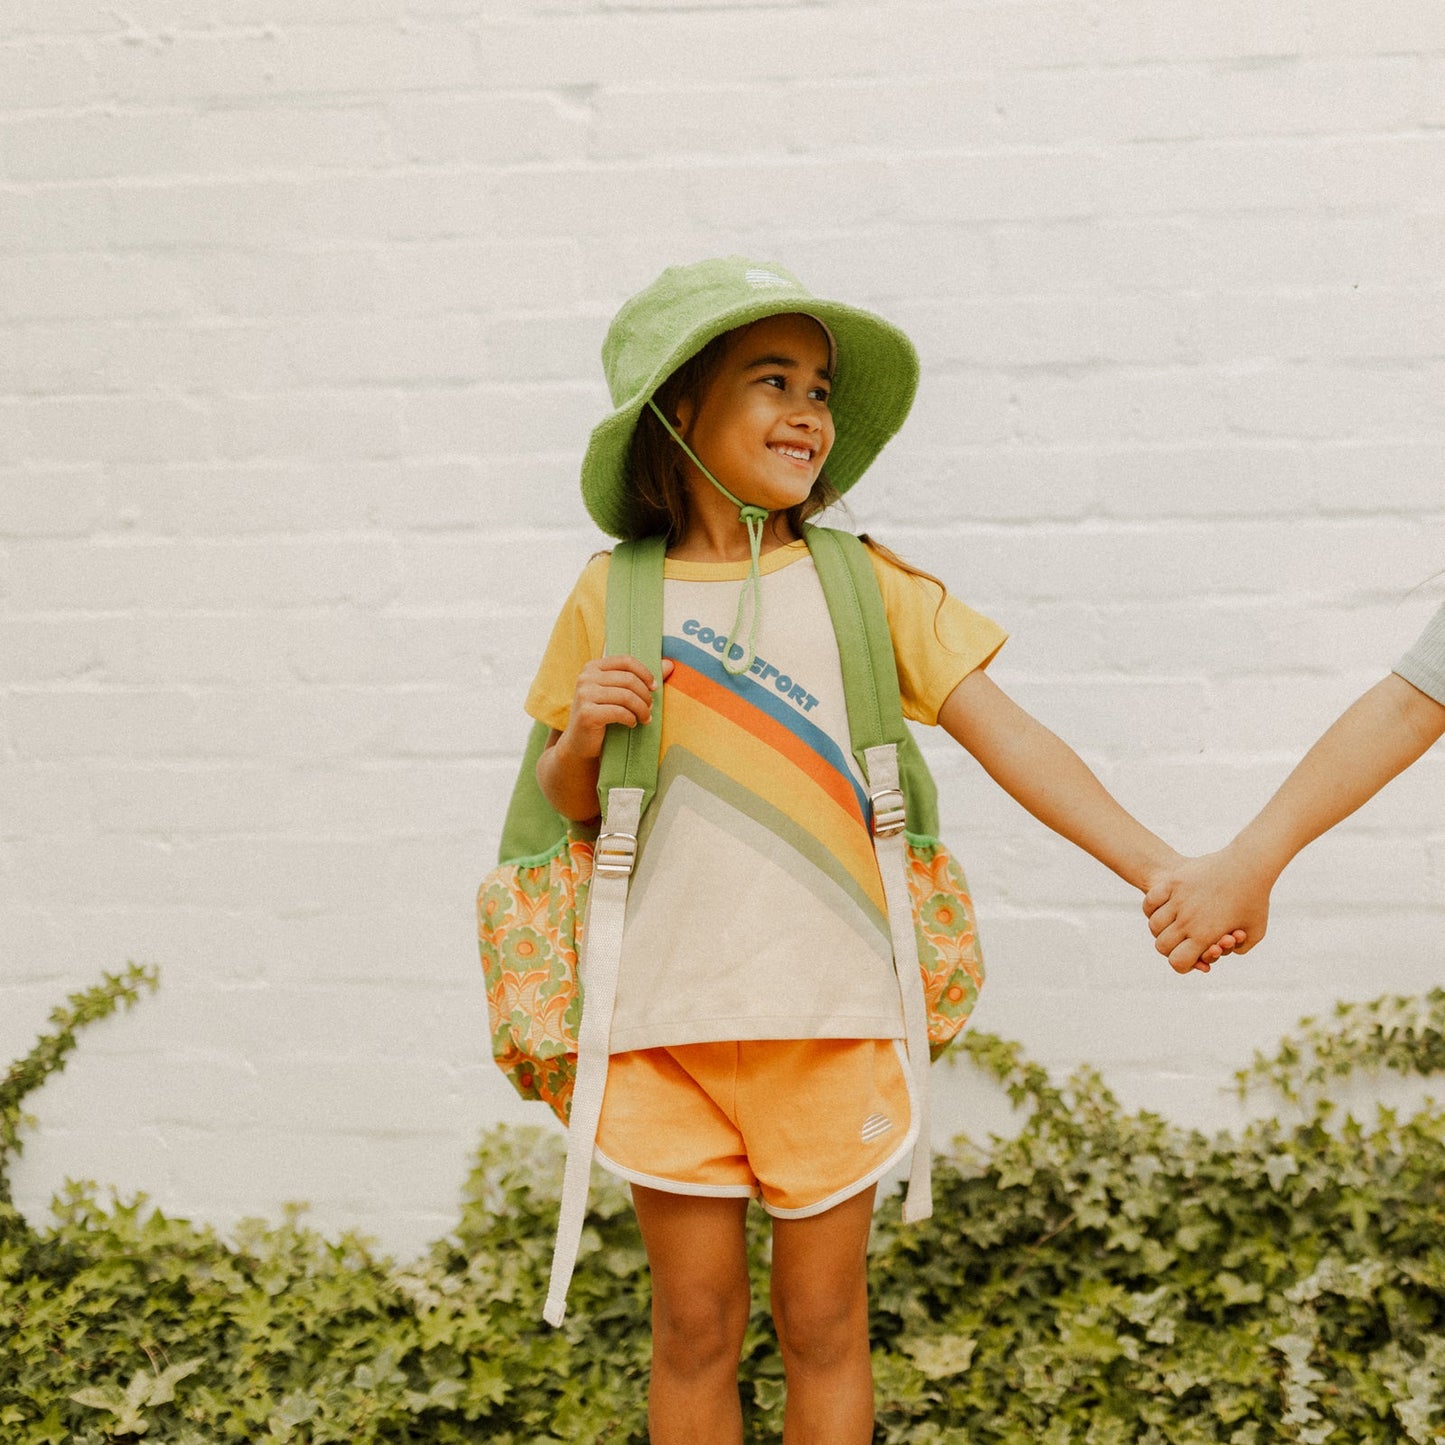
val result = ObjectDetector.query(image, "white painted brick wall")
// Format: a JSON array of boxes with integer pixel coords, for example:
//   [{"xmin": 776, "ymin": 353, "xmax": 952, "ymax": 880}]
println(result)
[{"xmin": 2, "ymin": 0, "xmax": 1442, "ymax": 1259}]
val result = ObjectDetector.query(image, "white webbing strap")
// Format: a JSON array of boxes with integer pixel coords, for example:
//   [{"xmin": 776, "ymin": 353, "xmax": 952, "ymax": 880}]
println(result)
[
  {"xmin": 863, "ymin": 743, "xmax": 933, "ymax": 1223},
  {"xmin": 543, "ymin": 785, "xmax": 643, "ymax": 1326}
]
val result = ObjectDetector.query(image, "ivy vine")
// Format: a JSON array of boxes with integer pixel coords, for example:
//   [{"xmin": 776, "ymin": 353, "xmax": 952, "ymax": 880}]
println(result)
[{"xmin": 2, "ymin": 971, "xmax": 1444, "ymax": 1442}]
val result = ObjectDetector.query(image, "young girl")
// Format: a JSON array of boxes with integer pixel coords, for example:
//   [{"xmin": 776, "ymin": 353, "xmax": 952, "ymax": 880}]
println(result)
[
  {"xmin": 526, "ymin": 257, "xmax": 1234, "ymax": 1444},
  {"xmin": 1144, "ymin": 602, "xmax": 1445, "ymax": 973}
]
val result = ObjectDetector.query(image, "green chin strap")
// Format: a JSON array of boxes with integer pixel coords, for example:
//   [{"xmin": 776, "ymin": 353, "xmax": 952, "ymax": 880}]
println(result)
[{"xmin": 647, "ymin": 398, "xmax": 768, "ymax": 677}]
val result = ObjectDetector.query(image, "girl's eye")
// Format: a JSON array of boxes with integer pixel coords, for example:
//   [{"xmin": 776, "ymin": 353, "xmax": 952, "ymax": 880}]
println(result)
[{"xmin": 761, "ymin": 375, "xmax": 829, "ymax": 404}]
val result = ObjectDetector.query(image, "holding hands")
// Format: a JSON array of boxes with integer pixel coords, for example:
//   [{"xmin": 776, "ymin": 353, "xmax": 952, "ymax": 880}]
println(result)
[
  {"xmin": 1140, "ymin": 669, "xmax": 1445, "ymax": 978},
  {"xmin": 1143, "ymin": 851, "xmax": 1260, "ymax": 975}
]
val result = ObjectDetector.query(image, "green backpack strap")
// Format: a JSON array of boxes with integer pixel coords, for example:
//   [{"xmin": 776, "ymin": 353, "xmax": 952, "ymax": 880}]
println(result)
[
  {"xmin": 804, "ymin": 526, "xmax": 941, "ymax": 839},
  {"xmin": 494, "ymin": 536, "xmax": 666, "ymax": 865},
  {"xmin": 597, "ymin": 534, "xmax": 666, "ymax": 810},
  {"xmin": 805, "ymin": 522, "xmax": 941, "ymax": 1224}
]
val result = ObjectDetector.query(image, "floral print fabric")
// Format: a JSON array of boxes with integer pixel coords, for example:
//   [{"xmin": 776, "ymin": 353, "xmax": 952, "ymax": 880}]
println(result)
[
  {"xmin": 478, "ymin": 834, "xmax": 593, "ymax": 1124},
  {"xmin": 907, "ymin": 838, "xmax": 985, "ymax": 1061}
]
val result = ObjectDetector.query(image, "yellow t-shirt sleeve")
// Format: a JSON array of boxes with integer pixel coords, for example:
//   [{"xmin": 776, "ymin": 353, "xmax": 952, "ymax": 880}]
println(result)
[
  {"xmin": 866, "ymin": 543, "xmax": 1007, "ymax": 726},
  {"xmin": 524, "ymin": 552, "xmax": 611, "ymax": 733}
]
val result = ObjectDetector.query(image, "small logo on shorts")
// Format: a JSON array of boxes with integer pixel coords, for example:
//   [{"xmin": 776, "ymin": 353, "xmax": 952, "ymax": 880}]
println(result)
[{"xmin": 860, "ymin": 1113, "xmax": 893, "ymax": 1143}]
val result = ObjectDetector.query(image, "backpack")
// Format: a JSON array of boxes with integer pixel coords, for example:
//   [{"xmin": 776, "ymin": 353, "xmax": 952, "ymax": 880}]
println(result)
[{"xmin": 477, "ymin": 525, "xmax": 984, "ymax": 1324}]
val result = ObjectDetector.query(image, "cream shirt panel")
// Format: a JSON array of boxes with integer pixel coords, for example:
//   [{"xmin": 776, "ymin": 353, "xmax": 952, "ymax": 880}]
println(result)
[{"xmin": 609, "ymin": 555, "xmax": 898, "ymax": 1049}]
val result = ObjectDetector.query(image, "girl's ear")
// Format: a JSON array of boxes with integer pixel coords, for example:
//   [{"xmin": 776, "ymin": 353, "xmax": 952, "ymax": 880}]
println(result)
[{"xmin": 672, "ymin": 396, "xmax": 695, "ymax": 436}]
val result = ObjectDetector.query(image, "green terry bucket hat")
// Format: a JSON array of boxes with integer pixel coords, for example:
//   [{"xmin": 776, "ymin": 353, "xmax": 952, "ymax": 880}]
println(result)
[{"xmin": 580, "ymin": 256, "xmax": 920, "ymax": 540}]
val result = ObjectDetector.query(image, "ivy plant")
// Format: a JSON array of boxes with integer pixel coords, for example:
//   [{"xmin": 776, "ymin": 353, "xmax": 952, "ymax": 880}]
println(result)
[{"xmin": 2, "ymin": 970, "xmax": 1444, "ymax": 1442}]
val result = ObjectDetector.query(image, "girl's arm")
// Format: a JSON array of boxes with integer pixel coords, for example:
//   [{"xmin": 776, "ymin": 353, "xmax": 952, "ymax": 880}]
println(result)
[
  {"xmin": 938, "ymin": 669, "xmax": 1198, "ymax": 902},
  {"xmin": 1144, "ymin": 672, "xmax": 1445, "ymax": 972},
  {"xmin": 536, "ymin": 655, "xmax": 671, "ymax": 824}
]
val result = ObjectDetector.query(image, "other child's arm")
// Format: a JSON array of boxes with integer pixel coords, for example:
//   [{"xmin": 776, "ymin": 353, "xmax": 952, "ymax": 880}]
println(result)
[
  {"xmin": 536, "ymin": 655, "xmax": 672, "ymax": 824},
  {"xmin": 1143, "ymin": 672, "xmax": 1445, "ymax": 973},
  {"xmin": 937, "ymin": 670, "xmax": 1239, "ymax": 972}
]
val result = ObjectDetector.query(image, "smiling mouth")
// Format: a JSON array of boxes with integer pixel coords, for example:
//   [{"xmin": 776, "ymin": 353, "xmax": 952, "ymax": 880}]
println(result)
[{"xmin": 769, "ymin": 443, "xmax": 814, "ymax": 463}]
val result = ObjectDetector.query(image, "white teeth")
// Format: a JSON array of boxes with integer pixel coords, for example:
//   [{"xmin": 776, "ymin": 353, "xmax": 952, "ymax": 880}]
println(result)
[{"xmin": 772, "ymin": 445, "xmax": 811, "ymax": 460}]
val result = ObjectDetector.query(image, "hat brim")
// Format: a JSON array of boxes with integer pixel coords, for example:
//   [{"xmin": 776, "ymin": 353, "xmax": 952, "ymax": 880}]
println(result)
[{"xmin": 580, "ymin": 295, "xmax": 919, "ymax": 540}]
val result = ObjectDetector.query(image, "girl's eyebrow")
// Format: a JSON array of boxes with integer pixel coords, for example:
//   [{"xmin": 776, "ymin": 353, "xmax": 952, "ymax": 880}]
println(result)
[{"xmin": 743, "ymin": 353, "xmax": 834, "ymax": 383}]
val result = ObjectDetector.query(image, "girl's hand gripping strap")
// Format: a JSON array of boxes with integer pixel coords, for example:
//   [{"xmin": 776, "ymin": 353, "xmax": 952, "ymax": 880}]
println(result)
[
  {"xmin": 804, "ymin": 526, "xmax": 933, "ymax": 1223},
  {"xmin": 544, "ymin": 536, "xmax": 666, "ymax": 1327}
]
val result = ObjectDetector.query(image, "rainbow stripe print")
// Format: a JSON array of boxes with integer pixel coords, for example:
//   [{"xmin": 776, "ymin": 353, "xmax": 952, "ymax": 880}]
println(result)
[{"xmin": 640, "ymin": 629, "xmax": 891, "ymax": 951}]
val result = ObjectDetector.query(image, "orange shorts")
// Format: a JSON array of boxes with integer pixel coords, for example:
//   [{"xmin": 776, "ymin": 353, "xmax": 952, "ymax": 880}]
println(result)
[{"xmin": 594, "ymin": 1038, "xmax": 917, "ymax": 1218}]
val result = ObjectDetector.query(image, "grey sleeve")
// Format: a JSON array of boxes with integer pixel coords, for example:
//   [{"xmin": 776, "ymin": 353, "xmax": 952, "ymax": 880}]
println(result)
[{"xmin": 1393, "ymin": 601, "xmax": 1445, "ymax": 706}]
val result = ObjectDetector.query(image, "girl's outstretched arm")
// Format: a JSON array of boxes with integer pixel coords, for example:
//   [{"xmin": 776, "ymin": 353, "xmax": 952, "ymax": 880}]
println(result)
[
  {"xmin": 937, "ymin": 670, "xmax": 1236, "ymax": 972},
  {"xmin": 1144, "ymin": 672, "xmax": 1445, "ymax": 973},
  {"xmin": 537, "ymin": 655, "xmax": 672, "ymax": 823}
]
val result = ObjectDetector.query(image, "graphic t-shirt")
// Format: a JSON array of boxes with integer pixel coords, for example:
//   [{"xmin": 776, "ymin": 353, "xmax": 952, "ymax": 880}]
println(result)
[{"xmin": 526, "ymin": 537, "xmax": 1006, "ymax": 1053}]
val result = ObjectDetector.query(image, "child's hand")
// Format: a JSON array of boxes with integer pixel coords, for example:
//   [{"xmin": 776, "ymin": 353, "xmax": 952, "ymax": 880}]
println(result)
[
  {"xmin": 559, "ymin": 655, "xmax": 673, "ymax": 761},
  {"xmin": 1137, "ymin": 853, "xmax": 1245, "ymax": 975},
  {"xmin": 1143, "ymin": 846, "xmax": 1268, "ymax": 975},
  {"xmin": 538, "ymin": 656, "xmax": 674, "ymax": 823},
  {"xmin": 1172, "ymin": 927, "xmax": 1249, "ymax": 975}
]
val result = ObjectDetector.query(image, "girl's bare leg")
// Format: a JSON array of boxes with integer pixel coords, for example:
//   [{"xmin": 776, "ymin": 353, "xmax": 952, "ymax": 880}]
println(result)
[
  {"xmin": 631, "ymin": 1185, "xmax": 751, "ymax": 1445},
  {"xmin": 770, "ymin": 1186, "xmax": 877, "ymax": 1445}
]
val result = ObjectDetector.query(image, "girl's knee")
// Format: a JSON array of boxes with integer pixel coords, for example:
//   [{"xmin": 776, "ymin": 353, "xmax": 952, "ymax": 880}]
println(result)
[
  {"xmin": 771, "ymin": 1279, "xmax": 869, "ymax": 1371},
  {"xmin": 652, "ymin": 1281, "xmax": 750, "ymax": 1372}
]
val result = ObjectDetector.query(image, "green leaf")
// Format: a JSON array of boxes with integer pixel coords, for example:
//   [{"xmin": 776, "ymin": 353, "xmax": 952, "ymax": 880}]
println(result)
[{"xmin": 900, "ymin": 1332, "xmax": 976, "ymax": 1379}]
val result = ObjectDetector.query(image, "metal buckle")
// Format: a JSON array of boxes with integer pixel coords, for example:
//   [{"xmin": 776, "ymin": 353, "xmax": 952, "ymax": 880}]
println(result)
[
  {"xmin": 869, "ymin": 787, "xmax": 907, "ymax": 839},
  {"xmin": 594, "ymin": 830, "xmax": 638, "ymax": 878}
]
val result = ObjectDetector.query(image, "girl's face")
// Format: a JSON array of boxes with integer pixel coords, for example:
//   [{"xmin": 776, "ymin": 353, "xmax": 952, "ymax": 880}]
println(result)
[{"xmin": 673, "ymin": 313, "xmax": 835, "ymax": 515}]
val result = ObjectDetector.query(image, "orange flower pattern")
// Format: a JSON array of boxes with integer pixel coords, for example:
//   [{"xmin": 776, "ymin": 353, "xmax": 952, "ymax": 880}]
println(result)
[
  {"xmin": 477, "ymin": 834, "xmax": 594, "ymax": 1125},
  {"xmin": 478, "ymin": 833, "xmax": 983, "ymax": 1121},
  {"xmin": 906, "ymin": 838, "xmax": 985, "ymax": 1061}
]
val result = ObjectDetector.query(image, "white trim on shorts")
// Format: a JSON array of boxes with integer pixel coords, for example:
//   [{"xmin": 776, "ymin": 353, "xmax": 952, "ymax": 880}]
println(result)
[{"xmin": 593, "ymin": 1147, "xmax": 759, "ymax": 1200}]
